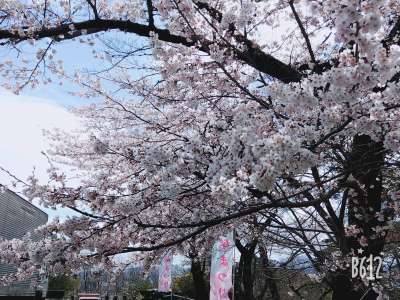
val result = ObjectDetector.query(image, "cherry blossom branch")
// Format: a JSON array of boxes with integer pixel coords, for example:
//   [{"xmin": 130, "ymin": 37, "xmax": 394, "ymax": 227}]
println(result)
[
  {"xmin": 0, "ymin": 19, "xmax": 302, "ymax": 83},
  {"xmin": 133, "ymin": 182, "xmax": 343, "ymax": 231},
  {"xmin": 289, "ymin": 0, "xmax": 316, "ymax": 64}
]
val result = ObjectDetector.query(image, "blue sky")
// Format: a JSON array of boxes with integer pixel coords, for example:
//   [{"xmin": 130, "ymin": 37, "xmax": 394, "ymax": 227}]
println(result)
[
  {"xmin": 0, "ymin": 40, "xmax": 101, "ymax": 219},
  {"xmin": 0, "ymin": 29, "xmax": 150, "ymax": 220},
  {"xmin": 21, "ymin": 39, "xmax": 100, "ymax": 106}
]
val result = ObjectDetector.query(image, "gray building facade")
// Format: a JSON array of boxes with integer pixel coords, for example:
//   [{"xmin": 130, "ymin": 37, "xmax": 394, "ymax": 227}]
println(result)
[{"xmin": 0, "ymin": 188, "xmax": 48, "ymax": 296}]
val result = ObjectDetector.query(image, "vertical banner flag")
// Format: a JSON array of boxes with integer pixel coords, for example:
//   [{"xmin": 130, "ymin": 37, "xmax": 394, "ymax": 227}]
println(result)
[
  {"xmin": 158, "ymin": 251, "xmax": 172, "ymax": 292},
  {"xmin": 210, "ymin": 232, "xmax": 234, "ymax": 300}
]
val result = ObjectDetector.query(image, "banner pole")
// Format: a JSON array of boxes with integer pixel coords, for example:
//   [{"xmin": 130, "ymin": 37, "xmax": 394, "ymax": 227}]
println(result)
[{"xmin": 232, "ymin": 229, "xmax": 236, "ymax": 300}]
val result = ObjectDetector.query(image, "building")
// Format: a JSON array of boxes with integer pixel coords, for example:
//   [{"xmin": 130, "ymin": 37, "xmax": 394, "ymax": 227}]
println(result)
[{"xmin": 0, "ymin": 187, "xmax": 48, "ymax": 297}]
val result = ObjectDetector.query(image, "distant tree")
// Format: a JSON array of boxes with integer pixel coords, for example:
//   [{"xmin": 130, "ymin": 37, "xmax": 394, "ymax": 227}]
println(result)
[
  {"xmin": 173, "ymin": 272, "xmax": 196, "ymax": 299},
  {"xmin": 48, "ymin": 273, "xmax": 79, "ymax": 297},
  {"xmin": 122, "ymin": 278, "xmax": 153, "ymax": 300}
]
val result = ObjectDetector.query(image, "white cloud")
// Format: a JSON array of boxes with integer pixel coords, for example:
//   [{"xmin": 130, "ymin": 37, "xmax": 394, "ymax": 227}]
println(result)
[{"xmin": 0, "ymin": 88, "xmax": 80, "ymax": 219}]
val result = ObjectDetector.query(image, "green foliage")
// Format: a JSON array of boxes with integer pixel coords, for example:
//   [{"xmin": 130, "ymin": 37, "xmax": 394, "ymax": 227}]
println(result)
[
  {"xmin": 172, "ymin": 272, "xmax": 196, "ymax": 299},
  {"xmin": 122, "ymin": 277, "xmax": 153, "ymax": 300},
  {"xmin": 47, "ymin": 273, "xmax": 80, "ymax": 296}
]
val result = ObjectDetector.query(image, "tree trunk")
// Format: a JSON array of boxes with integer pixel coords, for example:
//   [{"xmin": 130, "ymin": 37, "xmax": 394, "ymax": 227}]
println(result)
[
  {"xmin": 235, "ymin": 240, "xmax": 257, "ymax": 300},
  {"xmin": 241, "ymin": 250, "xmax": 255, "ymax": 300},
  {"xmin": 191, "ymin": 258, "xmax": 209, "ymax": 300},
  {"xmin": 331, "ymin": 134, "xmax": 386, "ymax": 300}
]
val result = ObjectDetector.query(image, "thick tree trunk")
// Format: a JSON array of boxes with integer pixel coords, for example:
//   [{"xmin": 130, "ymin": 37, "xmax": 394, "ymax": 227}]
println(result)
[
  {"xmin": 191, "ymin": 258, "xmax": 209, "ymax": 300},
  {"xmin": 235, "ymin": 240, "xmax": 257, "ymax": 300},
  {"xmin": 241, "ymin": 250, "xmax": 255, "ymax": 300},
  {"xmin": 331, "ymin": 135, "xmax": 386, "ymax": 300}
]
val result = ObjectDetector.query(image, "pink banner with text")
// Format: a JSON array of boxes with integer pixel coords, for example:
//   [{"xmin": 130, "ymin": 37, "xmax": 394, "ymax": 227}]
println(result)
[
  {"xmin": 158, "ymin": 251, "xmax": 172, "ymax": 292},
  {"xmin": 210, "ymin": 232, "xmax": 234, "ymax": 300}
]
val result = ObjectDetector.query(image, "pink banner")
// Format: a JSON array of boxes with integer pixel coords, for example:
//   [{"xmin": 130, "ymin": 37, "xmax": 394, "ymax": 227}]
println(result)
[
  {"xmin": 210, "ymin": 232, "xmax": 234, "ymax": 300},
  {"xmin": 158, "ymin": 251, "xmax": 172, "ymax": 292}
]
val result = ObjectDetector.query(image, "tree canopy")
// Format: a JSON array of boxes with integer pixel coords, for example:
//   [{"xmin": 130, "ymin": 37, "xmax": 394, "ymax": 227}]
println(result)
[{"xmin": 1, "ymin": 1, "xmax": 400, "ymax": 299}]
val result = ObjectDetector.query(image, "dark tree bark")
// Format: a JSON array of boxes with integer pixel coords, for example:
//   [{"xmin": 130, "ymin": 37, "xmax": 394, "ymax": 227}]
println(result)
[
  {"xmin": 235, "ymin": 240, "xmax": 257, "ymax": 300},
  {"xmin": 331, "ymin": 135, "xmax": 386, "ymax": 300},
  {"xmin": 190, "ymin": 256, "xmax": 209, "ymax": 300}
]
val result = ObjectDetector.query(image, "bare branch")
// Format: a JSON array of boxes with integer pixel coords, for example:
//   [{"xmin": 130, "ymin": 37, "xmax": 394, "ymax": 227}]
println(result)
[{"xmin": 289, "ymin": 0, "xmax": 316, "ymax": 64}]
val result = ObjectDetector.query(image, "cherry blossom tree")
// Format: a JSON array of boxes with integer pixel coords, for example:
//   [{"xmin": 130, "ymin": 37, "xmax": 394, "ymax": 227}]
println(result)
[{"xmin": 1, "ymin": 1, "xmax": 400, "ymax": 299}]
